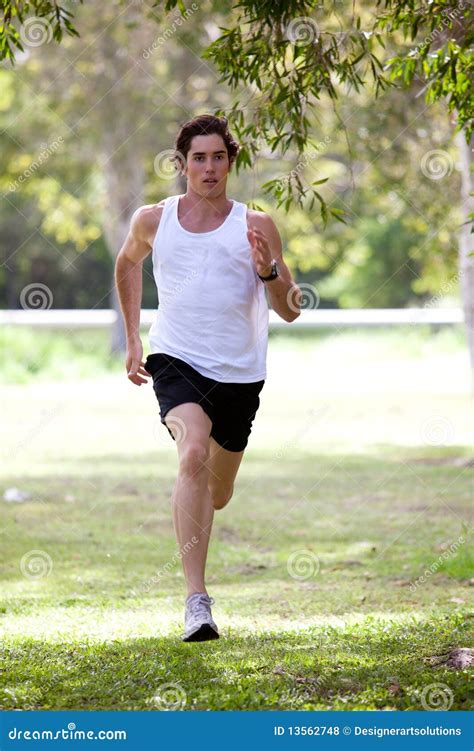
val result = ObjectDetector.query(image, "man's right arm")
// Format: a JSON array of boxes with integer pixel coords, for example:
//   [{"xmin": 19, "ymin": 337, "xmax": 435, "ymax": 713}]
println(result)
[{"xmin": 114, "ymin": 205, "xmax": 160, "ymax": 385}]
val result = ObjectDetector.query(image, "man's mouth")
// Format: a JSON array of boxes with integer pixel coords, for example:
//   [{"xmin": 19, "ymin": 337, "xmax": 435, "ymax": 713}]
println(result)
[{"xmin": 203, "ymin": 179, "xmax": 217, "ymax": 184}]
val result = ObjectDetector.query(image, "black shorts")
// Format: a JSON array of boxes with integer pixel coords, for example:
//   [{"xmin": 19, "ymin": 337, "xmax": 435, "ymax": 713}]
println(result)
[{"xmin": 144, "ymin": 352, "xmax": 265, "ymax": 452}]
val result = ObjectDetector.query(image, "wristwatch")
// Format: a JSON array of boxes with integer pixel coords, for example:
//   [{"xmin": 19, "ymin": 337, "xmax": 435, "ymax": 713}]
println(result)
[{"xmin": 257, "ymin": 259, "xmax": 279, "ymax": 282}]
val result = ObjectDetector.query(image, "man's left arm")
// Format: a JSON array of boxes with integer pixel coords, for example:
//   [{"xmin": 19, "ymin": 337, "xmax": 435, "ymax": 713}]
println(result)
[{"xmin": 247, "ymin": 213, "xmax": 301, "ymax": 323}]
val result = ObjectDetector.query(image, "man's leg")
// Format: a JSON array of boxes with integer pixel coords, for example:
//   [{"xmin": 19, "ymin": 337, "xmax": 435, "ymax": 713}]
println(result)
[
  {"xmin": 165, "ymin": 402, "xmax": 214, "ymax": 597},
  {"xmin": 207, "ymin": 436, "xmax": 245, "ymax": 510}
]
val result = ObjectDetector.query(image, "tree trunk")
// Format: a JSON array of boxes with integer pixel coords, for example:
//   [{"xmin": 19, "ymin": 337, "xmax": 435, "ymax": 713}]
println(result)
[
  {"xmin": 455, "ymin": 126, "xmax": 474, "ymax": 388},
  {"xmin": 101, "ymin": 151, "xmax": 145, "ymax": 355}
]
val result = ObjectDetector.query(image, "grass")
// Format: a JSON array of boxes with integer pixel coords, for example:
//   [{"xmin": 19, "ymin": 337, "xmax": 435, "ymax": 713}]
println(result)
[{"xmin": 0, "ymin": 325, "xmax": 472, "ymax": 710}]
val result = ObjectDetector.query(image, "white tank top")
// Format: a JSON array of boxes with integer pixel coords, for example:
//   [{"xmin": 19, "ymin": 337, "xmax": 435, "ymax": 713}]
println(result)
[{"xmin": 148, "ymin": 194, "xmax": 269, "ymax": 383}]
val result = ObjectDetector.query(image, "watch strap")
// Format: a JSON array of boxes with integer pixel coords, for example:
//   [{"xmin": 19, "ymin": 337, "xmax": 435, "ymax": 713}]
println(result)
[{"xmin": 258, "ymin": 259, "xmax": 278, "ymax": 281}]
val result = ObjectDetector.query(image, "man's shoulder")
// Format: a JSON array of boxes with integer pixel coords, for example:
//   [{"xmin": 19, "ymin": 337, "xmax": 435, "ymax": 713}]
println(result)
[
  {"xmin": 246, "ymin": 207, "xmax": 275, "ymax": 230},
  {"xmin": 133, "ymin": 200, "xmax": 167, "ymax": 227},
  {"xmin": 132, "ymin": 200, "xmax": 168, "ymax": 246}
]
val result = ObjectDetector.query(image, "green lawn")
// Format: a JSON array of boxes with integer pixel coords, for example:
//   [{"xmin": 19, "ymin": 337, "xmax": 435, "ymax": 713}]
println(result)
[{"xmin": 1, "ymin": 326, "xmax": 472, "ymax": 710}]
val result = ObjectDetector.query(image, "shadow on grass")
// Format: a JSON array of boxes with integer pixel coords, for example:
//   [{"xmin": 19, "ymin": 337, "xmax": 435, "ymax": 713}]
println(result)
[
  {"xmin": 2, "ymin": 444, "xmax": 472, "ymax": 709},
  {"xmin": 1, "ymin": 613, "xmax": 472, "ymax": 711}
]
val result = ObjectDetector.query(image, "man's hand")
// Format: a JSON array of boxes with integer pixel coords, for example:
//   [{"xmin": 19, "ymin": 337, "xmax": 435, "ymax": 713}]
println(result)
[
  {"xmin": 247, "ymin": 226, "xmax": 273, "ymax": 277},
  {"xmin": 126, "ymin": 338, "xmax": 151, "ymax": 386},
  {"xmin": 247, "ymin": 214, "xmax": 301, "ymax": 322}
]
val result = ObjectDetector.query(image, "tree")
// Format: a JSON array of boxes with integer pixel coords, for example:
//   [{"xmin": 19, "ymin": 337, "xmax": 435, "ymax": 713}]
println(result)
[
  {"xmin": 3, "ymin": 0, "xmax": 473, "ymax": 366},
  {"xmin": 161, "ymin": 0, "xmax": 474, "ymax": 367},
  {"xmin": 1, "ymin": 1, "xmax": 83, "ymax": 61},
  {"xmin": 1, "ymin": 0, "xmax": 237, "ymax": 352}
]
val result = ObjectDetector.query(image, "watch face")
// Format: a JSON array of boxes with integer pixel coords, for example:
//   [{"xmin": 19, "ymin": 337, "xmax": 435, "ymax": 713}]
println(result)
[{"xmin": 259, "ymin": 261, "xmax": 279, "ymax": 280}]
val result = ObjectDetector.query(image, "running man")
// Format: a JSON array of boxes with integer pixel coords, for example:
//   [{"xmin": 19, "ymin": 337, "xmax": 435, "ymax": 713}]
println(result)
[{"xmin": 115, "ymin": 114, "xmax": 301, "ymax": 641}]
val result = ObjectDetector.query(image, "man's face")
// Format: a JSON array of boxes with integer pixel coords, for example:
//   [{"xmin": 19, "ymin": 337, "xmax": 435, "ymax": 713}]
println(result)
[{"xmin": 183, "ymin": 133, "xmax": 231, "ymax": 196}]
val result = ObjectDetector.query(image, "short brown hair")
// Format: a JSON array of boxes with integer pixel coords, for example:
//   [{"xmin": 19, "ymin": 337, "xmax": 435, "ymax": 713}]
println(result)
[{"xmin": 173, "ymin": 114, "xmax": 239, "ymax": 172}]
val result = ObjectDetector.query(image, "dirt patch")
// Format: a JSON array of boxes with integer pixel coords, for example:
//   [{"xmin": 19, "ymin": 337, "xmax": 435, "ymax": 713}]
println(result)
[
  {"xmin": 408, "ymin": 457, "xmax": 474, "ymax": 468},
  {"xmin": 424, "ymin": 647, "xmax": 473, "ymax": 670},
  {"xmin": 328, "ymin": 560, "xmax": 364, "ymax": 571},
  {"xmin": 215, "ymin": 525, "xmax": 243, "ymax": 544},
  {"xmin": 226, "ymin": 563, "xmax": 268, "ymax": 575}
]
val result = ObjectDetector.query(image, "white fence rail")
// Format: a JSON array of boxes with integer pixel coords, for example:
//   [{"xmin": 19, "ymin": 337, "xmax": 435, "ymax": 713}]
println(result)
[{"xmin": 0, "ymin": 308, "xmax": 464, "ymax": 328}]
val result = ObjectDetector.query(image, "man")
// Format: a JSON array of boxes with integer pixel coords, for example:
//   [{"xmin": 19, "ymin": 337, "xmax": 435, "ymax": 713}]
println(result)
[{"xmin": 115, "ymin": 114, "xmax": 301, "ymax": 642}]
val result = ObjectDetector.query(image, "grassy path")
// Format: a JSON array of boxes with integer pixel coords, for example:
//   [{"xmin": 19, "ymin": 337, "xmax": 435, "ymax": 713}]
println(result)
[{"xmin": 1, "ymin": 328, "xmax": 472, "ymax": 709}]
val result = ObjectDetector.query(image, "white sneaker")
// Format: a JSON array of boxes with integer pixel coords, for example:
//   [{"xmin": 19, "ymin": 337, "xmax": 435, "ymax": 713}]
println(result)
[{"xmin": 182, "ymin": 592, "xmax": 219, "ymax": 642}]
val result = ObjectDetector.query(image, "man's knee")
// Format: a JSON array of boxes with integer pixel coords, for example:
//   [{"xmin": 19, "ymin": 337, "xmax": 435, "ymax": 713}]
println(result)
[
  {"xmin": 210, "ymin": 483, "xmax": 234, "ymax": 510},
  {"xmin": 178, "ymin": 441, "xmax": 209, "ymax": 478}
]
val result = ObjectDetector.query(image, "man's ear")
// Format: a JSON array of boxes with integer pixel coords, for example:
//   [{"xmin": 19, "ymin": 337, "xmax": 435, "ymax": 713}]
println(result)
[{"xmin": 176, "ymin": 153, "xmax": 187, "ymax": 177}]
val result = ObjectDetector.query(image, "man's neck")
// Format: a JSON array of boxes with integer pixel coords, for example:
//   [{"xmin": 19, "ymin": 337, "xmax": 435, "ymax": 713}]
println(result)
[{"xmin": 179, "ymin": 188, "xmax": 232, "ymax": 218}]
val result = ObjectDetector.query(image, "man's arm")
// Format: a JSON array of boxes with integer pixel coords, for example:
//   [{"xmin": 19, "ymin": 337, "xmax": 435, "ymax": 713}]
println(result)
[
  {"xmin": 114, "ymin": 205, "xmax": 159, "ymax": 385},
  {"xmin": 247, "ymin": 212, "xmax": 301, "ymax": 323}
]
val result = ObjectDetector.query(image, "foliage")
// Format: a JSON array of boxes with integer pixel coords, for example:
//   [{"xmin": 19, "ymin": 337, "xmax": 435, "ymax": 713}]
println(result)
[
  {"xmin": 0, "ymin": 1, "xmax": 83, "ymax": 61},
  {"xmin": 163, "ymin": 0, "xmax": 473, "ymax": 216}
]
